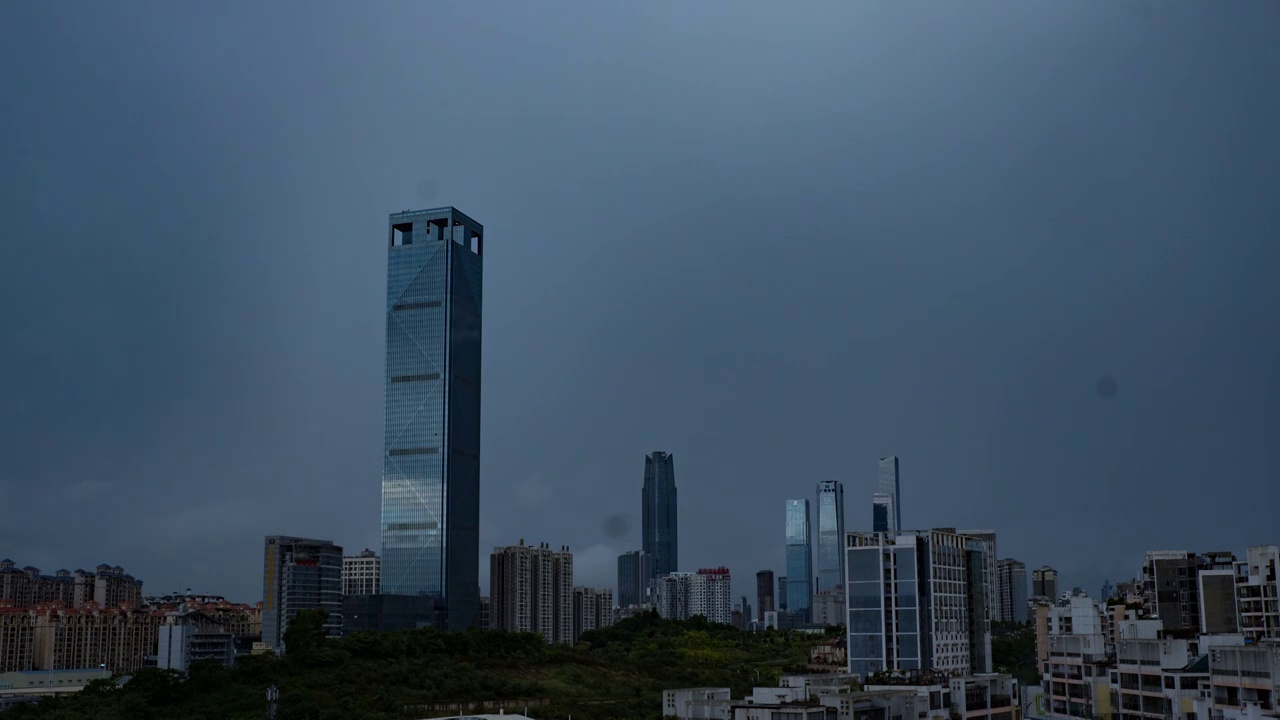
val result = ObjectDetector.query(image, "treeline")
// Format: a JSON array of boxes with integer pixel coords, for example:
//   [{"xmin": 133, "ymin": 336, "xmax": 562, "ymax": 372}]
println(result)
[{"xmin": 4, "ymin": 610, "xmax": 821, "ymax": 720}]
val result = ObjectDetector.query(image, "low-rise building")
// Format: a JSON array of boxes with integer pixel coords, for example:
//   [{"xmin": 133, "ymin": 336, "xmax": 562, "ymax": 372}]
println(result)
[
  {"xmin": 0, "ymin": 668, "xmax": 111, "ymax": 712},
  {"xmin": 664, "ymin": 687, "xmax": 732, "ymax": 720},
  {"xmin": 155, "ymin": 611, "xmax": 237, "ymax": 672},
  {"xmin": 1209, "ymin": 641, "xmax": 1280, "ymax": 719}
]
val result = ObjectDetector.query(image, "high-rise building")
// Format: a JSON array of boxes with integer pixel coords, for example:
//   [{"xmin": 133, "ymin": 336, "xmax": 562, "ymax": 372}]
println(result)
[
  {"xmin": 871, "ymin": 493, "xmax": 895, "ymax": 534},
  {"xmin": 877, "ymin": 456, "xmax": 901, "ymax": 533},
  {"xmin": 1032, "ymin": 566, "xmax": 1059, "ymax": 600},
  {"xmin": 784, "ymin": 499, "xmax": 813, "ymax": 622},
  {"xmin": 642, "ymin": 451, "xmax": 678, "ymax": 580},
  {"xmin": 1142, "ymin": 550, "xmax": 1236, "ymax": 634},
  {"xmin": 755, "ymin": 570, "xmax": 775, "ymax": 622},
  {"xmin": 261, "ymin": 536, "xmax": 344, "ymax": 652},
  {"xmin": 489, "ymin": 542, "xmax": 574, "ymax": 644},
  {"xmin": 996, "ymin": 558, "xmax": 1029, "ymax": 624},
  {"xmin": 816, "ymin": 481, "xmax": 846, "ymax": 594},
  {"xmin": 960, "ymin": 530, "xmax": 999, "ymax": 624},
  {"xmin": 571, "ymin": 587, "xmax": 614, "ymax": 642},
  {"xmin": 381, "ymin": 207, "xmax": 484, "ymax": 631},
  {"xmin": 616, "ymin": 550, "xmax": 652, "ymax": 609},
  {"xmin": 1234, "ymin": 545, "xmax": 1279, "ymax": 643},
  {"xmin": 0, "ymin": 560, "xmax": 143, "ymax": 610},
  {"xmin": 654, "ymin": 568, "xmax": 732, "ymax": 625},
  {"xmin": 845, "ymin": 529, "xmax": 992, "ymax": 678},
  {"xmin": 778, "ymin": 576, "xmax": 788, "ymax": 612},
  {"xmin": 342, "ymin": 549, "xmax": 380, "ymax": 597}
]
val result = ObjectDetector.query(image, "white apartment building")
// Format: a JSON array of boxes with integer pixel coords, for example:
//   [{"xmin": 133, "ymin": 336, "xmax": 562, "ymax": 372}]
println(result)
[
  {"xmin": 341, "ymin": 549, "xmax": 380, "ymax": 597},
  {"xmin": 1236, "ymin": 546, "xmax": 1280, "ymax": 644},
  {"xmin": 655, "ymin": 568, "xmax": 733, "ymax": 625},
  {"xmin": 845, "ymin": 529, "xmax": 993, "ymax": 679},
  {"xmin": 489, "ymin": 541, "xmax": 573, "ymax": 644}
]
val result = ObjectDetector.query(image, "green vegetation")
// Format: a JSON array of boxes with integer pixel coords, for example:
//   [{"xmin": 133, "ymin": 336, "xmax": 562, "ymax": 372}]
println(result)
[
  {"xmin": 990, "ymin": 621, "xmax": 1039, "ymax": 687},
  {"xmin": 5, "ymin": 611, "xmax": 824, "ymax": 720}
]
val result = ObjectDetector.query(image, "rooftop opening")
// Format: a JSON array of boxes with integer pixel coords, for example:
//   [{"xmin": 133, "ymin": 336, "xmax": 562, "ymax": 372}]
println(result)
[{"xmin": 391, "ymin": 222, "xmax": 413, "ymax": 246}]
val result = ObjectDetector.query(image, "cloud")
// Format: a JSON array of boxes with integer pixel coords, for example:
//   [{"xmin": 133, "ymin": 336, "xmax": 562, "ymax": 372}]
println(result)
[
  {"xmin": 59, "ymin": 480, "xmax": 113, "ymax": 501},
  {"xmin": 572, "ymin": 543, "xmax": 620, "ymax": 590}
]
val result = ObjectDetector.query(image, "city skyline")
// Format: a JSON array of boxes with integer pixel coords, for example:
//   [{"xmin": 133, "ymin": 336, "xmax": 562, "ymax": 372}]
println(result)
[{"xmin": 3, "ymin": 1, "xmax": 1277, "ymax": 609}]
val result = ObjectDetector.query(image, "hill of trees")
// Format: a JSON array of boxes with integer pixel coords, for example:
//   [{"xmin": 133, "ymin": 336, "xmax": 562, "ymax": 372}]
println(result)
[{"xmin": 5, "ymin": 611, "xmax": 828, "ymax": 720}]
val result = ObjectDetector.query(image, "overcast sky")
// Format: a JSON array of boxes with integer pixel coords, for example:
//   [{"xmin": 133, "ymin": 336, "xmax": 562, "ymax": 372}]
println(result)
[{"xmin": 1, "ymin": 1, "xmax": 1277, "ymax": 605}]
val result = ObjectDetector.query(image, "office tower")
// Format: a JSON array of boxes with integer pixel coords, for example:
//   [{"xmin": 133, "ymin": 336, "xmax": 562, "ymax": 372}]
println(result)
[
  {"xmin": 778, "ymin": 577, "xmax": 788, "ymax": 612},
  {"xmin": 489, "ymin": 542, "xmax": 574, "ymax": 644},
  {"xmin": 1032, "ymin": 566, "xmax": 1059, "ymax": 599},
  {"xmin": 1142, "ymin": 550, "xmax": 1236, "ymax": 633},
  {"xmin": 784, "ymin": 500, "xmax": 813, "ymax": 622},
  {"xmin": 816, "ymin": 481, "xmax": 846, "ymax": 594},
  {"xmin": 845, "ymin": 529, "xmax": 993, "ymax": 678},
  {"xmin": 261, "ymin": 536, "xmax": 344, "ymax": 652},
  {"xmin": 571, "ymin": 587, "xmax": 614, "ymax": 642},
  {"xmin": 871, "ymin": 493, "xmax": 894, "ymax": 534},
  {"xmin": 654, "ymin": 568, "xmax": 732, "ymax": 625},
  {"xmin": 1235, "ymin": 545, "xmax": 1280, "ymax": 643},
  {"xmin": 961, "ymin": 530, "xmax": 999, "ymax": 624},
  {"xmin": 381, "ymin": 207, "xmax": 484, "ymax": 631},
  {"xmin": 342, "ymin": 549, "xmax": 381, "ymax": 597},
  {"xmin": 642, "ymin": 451, "xmax": 678, "ymax": 580},
  {"xmin": 756, "ymin": 570, "xmax": 775, "ymax": 622},
  {"xmin": 617, "ymin": 550, "xmax": 652, "ymax": 609},
  {"xmin": 877, "ymin": 456, "xmax": 901, "ymax": 532},
  {"xmin": 996, "ymin": 558, "xmax": 1029, "ymax": 624}
]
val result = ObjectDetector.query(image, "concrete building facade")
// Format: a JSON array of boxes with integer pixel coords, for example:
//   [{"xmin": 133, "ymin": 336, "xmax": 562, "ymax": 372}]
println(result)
[
  {"xmin": 341, "ymin": 549, "xmax": 380, "ymax": 597},
  {"xmin": 489, "ymin": 542, "xmax": 574, "ymax": 644},
  {"xmin": 997, "ymin": 558, "xmax": 1028, "ymax": 624}
]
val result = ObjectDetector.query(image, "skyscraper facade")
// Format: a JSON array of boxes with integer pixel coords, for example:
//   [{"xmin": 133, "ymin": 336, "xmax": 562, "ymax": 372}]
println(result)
[
  {"xmin": 1032, "ymin": 566, "xmax": 1059, "ymax": 599},
  {"xmin": 871, "ymin": 493, "xmax": 895, "ymax": 534},
  {"xmin": 642, "ymin": 451, "xmax": 678, "ymax": 580},
  {"xmin": 877, "ymin": 456, "xmax": 901, "ymax": 533},
  {"xmin": 784, "ymin": 499, "xmax": 813, "ymax": 621},
  {"xmin": 996, "ymin": 558, "xmax": 1028, "ymax": 624},
  {"xmin": 845, "ymin": 529, "xmax": 992, "ymax": 678},
  {"xmin": 616, "ymin": 550, "xmax": 652, "ymax": 608},
  {"xmin": 756, "ymin": 570, "xmax": 775, "ymax": 622},
  {"xmin": 381, "ymin": 207, "xmax": 484, "ymax": 631},
  {"xmin": 262, "ymin": 536, "xmax": 344, "ymax": 652},
  {"xmin": 816, "ymin": 481, "xmax": 846, "ymax": 594}
]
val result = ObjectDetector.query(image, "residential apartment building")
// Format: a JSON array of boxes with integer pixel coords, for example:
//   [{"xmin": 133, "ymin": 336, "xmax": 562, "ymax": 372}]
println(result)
[
  {"xmin": 1209, "ymin": 641, "xmax": 1280, "ymax": 719},
  {"xmin": 845, "ymin": 529, "xmax": 993, "ymax": 679},
  {"xmin": 489, "ymin": 542, "xmax": 574, "ymax": 644},
  {"xmin": 1235, "ymin": 545, "xmax": 1279, "ymax": 644},
  {"xmin": 997, "ymin": 558, "xmax": 1028, "ymax": 624},
  {"xmin": 341, "ymin": 549, "xmax": 380, "ymax": 597},
  {"xmin": 261, "ymin": 536, "xmax": 343, "ymax": 652},
  {"xmin": 655, "ymin": 568, "xmax": 733, "ymax": 625},
  {"xmin": 0, "ymin": 560, "xmax": 143, "ymax": 610},
  {"xmin": 1033, "ymin": 566, "xmax": 1059, "ymax": 600},
  {"xmin": 571, "ymin": 587, "xmax": 614, "ymax": 642},
  {"xmin": 155, "ymin": 611, "xmax": 236, "ymax": 672},
  {"xmin": 1142, "ymin": 550, "xmax": 1237, "ymax": 634},
  {"xmin": 0, "ymin": 609, "xmax": 33, "ymax": 673},
  {"xmin": 31, "ymin": 604, "xmax": 162, "ymax": 674},
  {"xmin": 1043, "ymin": 595, "xmax": 1112, "ymax": 719}
]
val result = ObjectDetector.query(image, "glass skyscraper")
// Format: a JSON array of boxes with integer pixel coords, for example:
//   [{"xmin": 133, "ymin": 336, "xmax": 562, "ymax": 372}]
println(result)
[
  {"xmin": 784, "ymin": 499, "xmax": 813, "ymax": 621},
  {"xmin": 616, "ymin": 550, "xmax": 652, "ymax": 608},
  {"xmin": 381, "ymin": 207, "xmax": 484, "ymax": 630},
  {"xmin": 642, "ymin": 451, "xmax": 678, "ymax": 580},
  {"xmin": 876, "ymin": 456, "xmax": 901, "ymax": 532},
  {"xmin": 815, "ymin": 481, "xmax": 845, "ymax": 593}
]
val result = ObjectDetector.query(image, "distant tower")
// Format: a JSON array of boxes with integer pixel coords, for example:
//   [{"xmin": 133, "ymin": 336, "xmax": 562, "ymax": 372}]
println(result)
[
  {"xmin": 784, "ymin": 500, "xmax": 813, "ymax": 621},
  {"xmin": 642, "ymin": 452, "xmax": 678, "ymax": 579},
  {"xmin": 815, "ymin": 481, "xmax": 846, "ymax": 593},
  {"xmin": 877, "ymin": 456, "xmax": 901, "ymax": 532}
]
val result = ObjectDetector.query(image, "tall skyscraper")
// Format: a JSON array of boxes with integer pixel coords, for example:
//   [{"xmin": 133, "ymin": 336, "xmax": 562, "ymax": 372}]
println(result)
[
  {"xmin": 784, "ymin": 499, "xmax": 813, "ymax": 621},
  {"xmin": 262, "ymin": 536, "xmax": 344, "ymax": 652},
  {"xmin": 616, "ymin": 550, "xmax": 652, "ymax": 608},
  {"xmin": 871, "ymin": 493, "xmax": 895, "ymax": 534},
  {"xmin": 755, "ymin": 570, "xmax": 775, "ymax": 622},
  {"xmin": 381, "ymin": 207, "xmax": 484, "ymax": 631},
  {"xmin": 778, "ymin": 577, "xmax": 788, "ymax": 612},
  {"xmin": 816, "ymin": 481, "xmax": 846, "ymax": 594},
  {"xmin": 642, "ymin": 451, "xmax": 678, "ymax": 580},
  {"xmin": 845, "ymin": 530, "xmax": 992, "ymax": 678},
  {"xmin": 996, "ymin": 558, "xmax": 1028, "ymax": 624},
  {"xmin": 960, "ymin": 530, "xmax": 999, "ymax": 625},
  {"xmin": 877, "ymin": 456, "xmax": 901, "ymax": 532}
]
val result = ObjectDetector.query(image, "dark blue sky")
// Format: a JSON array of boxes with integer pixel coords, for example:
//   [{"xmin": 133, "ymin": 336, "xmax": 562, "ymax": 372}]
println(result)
[{"xmin": 1, "ymin": 1, "xmax": 1276, "ymax": 604}]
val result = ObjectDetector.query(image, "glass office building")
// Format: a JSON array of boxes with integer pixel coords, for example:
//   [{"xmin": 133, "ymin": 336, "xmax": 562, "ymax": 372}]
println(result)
[
  {"xmin": 381, "ymin": 207, "xmax": 484, "ymax": 630},
  {"xmin": 617, "ymin": 550, "xmax": 652, "ymax": 608},
  {"xmin": 876, "ymin": 456, "xmax": 901, "ymax": 533},
  {"xmin": 642, "ymin": 451, "xmax": 678, "ymax": 580},
  {"xmin": 816, "ymin": 481, "xmax": 845, "ymax": 593},
  {"xmin": 784, "ymin": 499, "xmax": 813, "ymax": 621}
]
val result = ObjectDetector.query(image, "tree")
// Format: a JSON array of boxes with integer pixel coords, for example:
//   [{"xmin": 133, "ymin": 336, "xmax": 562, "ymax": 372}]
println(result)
[{"xmin": 284, "ymin": 608, "xmax": 330, "ymax": 660}]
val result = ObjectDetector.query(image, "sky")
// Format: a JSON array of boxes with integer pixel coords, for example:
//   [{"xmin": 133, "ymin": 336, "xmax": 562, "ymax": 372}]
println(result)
[{"xmin": 1, "ymin": 1, "xmax": 1277, "ymax": 606}]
